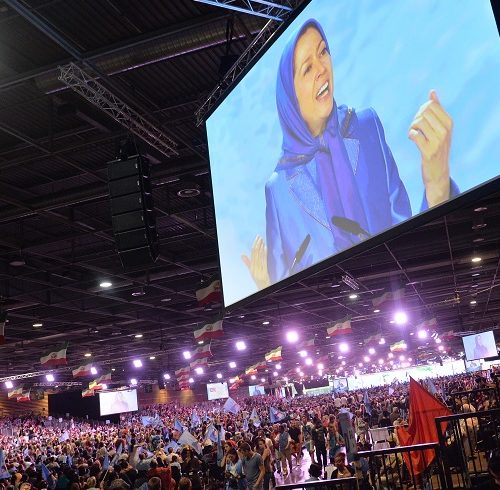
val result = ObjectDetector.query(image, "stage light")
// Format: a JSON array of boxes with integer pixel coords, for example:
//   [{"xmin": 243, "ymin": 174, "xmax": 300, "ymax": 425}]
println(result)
[
  {"xmin": 388, "ymin": 352, "xmax": 394, "ymax": 359},
  {"xmin": 91, "ymin": 367, "xmax": 97, "ymax": 375},
  {"xmin": 33, "ymin": 322, "xmax": 43, "ymax": 328},
  {"xmin": 276, "ymin": 364, "xmax": 281, "ymax": 370},
  {"xmin": 198, "ymin": 340, "xmax": 204, "ymax": 345},
  {"xmin": 364, "ymin": 356, "xmax": 370, "ymax": 363},
  {"xmin": 183, "ymin": 351, "xmax": 191, "ymax": 360},
  {"xmin": 251, "ymin": 375, "xmax": 256, "ymax": 380},
  {"xmin": 368, "ymin": 347, "xmax": 376, "ymax": 355},
  {"xmin": 101, "ymin": 384, "xmax": 107, "ymax": 390},
  {"xmin": 164, "ymin": 373, "xmax": 171, "ymax": 380},
  {"xmin": 317, "ymin": 363, "xmax": 324, "ymax": 370},
  {"xmin": 341, "ymin": 360, "xmax": 346, "ymax": 366},
  {"xmin": 84, "ymin": 353, "xmax": 92, "ymax": 357},
  {"xmin": 299, "ymin": 350, "xmax": 307, "ymax": 358},
  {"xmin": 261, "ymin": 378, "xmax": 266, "ymax": 383},
  {"xmin": 133, "ymin": 359, "xmax": 143, "ymax": 368},
  {"xmin": 378, "ymin": 359, "xmax": 384, "ymax": 365},
  {"xmin": 273, "ymin": 371, "xmax": 278, "ymax": 376},
  {"xmin": 189, "ymin": 378, "xmax": 194, "ymax": 383},
  {"xmin": 46, "ymin": 374, "xmax": 54, "ymax": 382},
  {"xmin": 358, "ymin": 363, "xmax": 363, "ymax": 368},
  {"xmin": 286, "ymin": 331, "xmax": 299, "ymax": 343},
  {"xmin": 149, "ymin": 356, "xmax": 156, "ymax": 360},
  {"xmin": 373, "ymin": 309, "xmax": 380, "ymax": 313},
  {"xmin": 195, "ymin": 367, "xmax": 204, "ymax": 375},
  {"xmin": 130, "ymin": 378, "xmax": 138, "ymax": 386},
  {"xmin": 134, "ymin": 334, "xmax": 143, "ymax": 338},
  {"xmin": 229, "ymin": 361, "xmax": 236, "ymax": 368},
  {"xmin": 216, "ymin": 373, "xmax": 222, "ymax": 379},
  {"xmin": 349, "ymin": 294, "xmax": 358, "ymax": 300},
  {"xmin": 339, "ymin": 343, "xmax": 349, "ymax": 353},
  {"xmin": 399, "ymin": 355, "xmax": 405, "ymax": 361},
  {"xmin": 470, "ymin": 300, "xmax": 477, "ymax": 305},
  {"xmin": 5, "ymin": 381, "xmax": 13, "ymax": 389},
  {"xmin": 99, "ymin": 281, "xmax": 112, "ymax": 288},
  {"xmin": 438, "ymin": 345, "xmax": 444, "ymax": 351},
  {"xmin": 418, "ymin": 330, "xmax": 428, "ymax": 339},
  {"xmin": 471, "ymin": 255, "xmax": 482, "ymax": 263},
  {"xmin": 262, "ymin": 321, "xmax": 270, "ymax": 325},
  {"xmin": 394, "ymin": 311, "xmax": 408, "ymax": 325},
  {"xmin": 296, "ymin": 367, "xmax": 301, "ymax": 373},
  {"xmin": 236, "ymin": 340, "xmax": 246, "ymax": 351},
  {"xmin": 305, "ymin": 358, "xmax": 313, "ymax": 366},
  {"xmin": 379, "ymin": 338, "xmax": 386, "ymax": 345}
]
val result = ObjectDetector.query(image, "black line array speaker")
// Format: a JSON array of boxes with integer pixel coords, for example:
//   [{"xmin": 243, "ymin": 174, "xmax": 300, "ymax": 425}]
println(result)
[{"xmin": 108, "ymin": 155, "xmax": 159, "ymax": 268}]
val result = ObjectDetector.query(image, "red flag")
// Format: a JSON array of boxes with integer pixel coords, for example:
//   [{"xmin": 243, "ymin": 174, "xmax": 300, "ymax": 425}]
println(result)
[
  {"xmin": 196, "ymin": 280, "xmax": 221, "ymax": 305},
  {"xmin": 397, "ymin": 378, "xmax": 451, "ymax": 476}
]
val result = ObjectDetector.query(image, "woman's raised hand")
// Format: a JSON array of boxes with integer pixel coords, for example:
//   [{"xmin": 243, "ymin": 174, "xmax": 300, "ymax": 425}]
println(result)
[{"xmin": 241, "ymin": 235, "xmax": 271, "ymax": 290}]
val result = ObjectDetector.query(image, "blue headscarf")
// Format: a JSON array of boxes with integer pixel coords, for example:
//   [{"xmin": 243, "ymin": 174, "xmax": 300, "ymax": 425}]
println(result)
[{"xmin": 275, "ymin": 19, "xmax": 368, "ymax": 246}]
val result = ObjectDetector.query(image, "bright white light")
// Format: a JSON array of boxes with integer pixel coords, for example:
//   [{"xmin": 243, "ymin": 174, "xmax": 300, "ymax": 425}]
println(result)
[
  {"xmin": 388, "ymin": 353, "xmax": 394, "ymax": 359},
  {"xmin": 133, "ymin": 359, "xmax": 143, "ymax": 368},
  {"xmin": 188, "ymin": 378, "xmax": 194, "ymax": 383},
  {"xmin": 229, "ymin": 361, "xmax": 236, "ymax": 368},
  {"xmin": 471, "ymin": 256, "xmax": 482, "ymax": 263},
  {"xmin": 183, "ymin": 351, "xmax": 191, "ymax": 360},
  {"xmin": 216, "ymin": 373, "xmax": 222, "ymax": 379},
  {"xmin": 299, "ymin": 350, "xmax": 307, "ymax": 357},
  {"xmin": 349, "ymin": 294, "xmax": 358, "ymax": 300},
  {"xmin": 130, "ymin": 378, "xmax": 137, "ymax": 386},
  {"xmin": 276, "ymin": 364, "xmax": 281, "ymax": 370},
  {"xmin": 373, "ymin": 309, "xmax": 380, "ymax": 313},
  {"xmin": 368, "ymin": 347, "xmax": 376, "ymax": 355},
  {"xmin": 435, "ymin": 338, "xmax": 442, "ymax": 344},
  {"xmin": 164, "ymin": 373, "xmax": 171, "ymax": 380},
  {"xmin": 33, "ymin": 322, "xmax": 43, "ymax": 328},
  {"xmin": 363, "ymin": 356, "xmax": 370, "ymax": 363},
  {"xmin": 286, "ymin": 331, "xmax": 299, "ymax": 343},
  {"xmin": 341, "ymin": 360, "xmax": 346, "ymax": 366},
  {"xmin": 273, "ymin": 371, "xmax": 278, "ymax": 377},
  {"xmin": 317, "ymin": 363, "xmax": 324, "ymax": 370},
  {"xmin": 84, "ymin": 353, "xmax": 92, "ymax": 357},
  {"xmin": 149, "ymin": 356, "xmax": 156, "ymax": 360},
  {"xmin": 46, "ymin": 374, "xmax": 54, "ymax": 382},
  {"xmin": 379, "ymin": 338, "xmax": 386, "ymax": 345},
  {"xmin": 236, "ymin": 341, "xmax": 246, "ymax": 351},
  {"xmin": 5, "ymin": 381, "xmax": 13, "ymax": 389},
  {"xmin": 251, "ymin": 375, "xmax": 256, "ymax": 380},
  {"xmin": 260, "ymin": 378, "xmax": 266, "ymax": 383},
  {"xmin": 262, "ymin": 321, "xmax": 270, "ymax": 325},
  {"xmin": 296, "ymin": 367, "xmax": 301, "ymax": 373},
  {"xmin": 438, "ymin": 345, "xmax": 444, "ymax": 351},
  {"xmin": 229, "ymin": 378, "xmax": 236, "ymax": 383},
  {"xmin": 101, "ymin": 384, "xmax": 107, "ymax": 390},
  {"xmin": 470, "ymin": 300, "xmax": 477, "ymax": 305},
  {"xmin": 394, "ymin": 311, "xmax": 408, "ymax": 325},
  {"xmin": 90, "ymin": 367, "xmax": 97, "ymax": 375},
  {"xmin": 198, "ymin": 340, "xmax": 204, "ymax": 345},
  {"xmin": 358, "ymin": 363, "xmax": 363, "ymax": 368},
  {"xmin": 418, "ymin": 330, "xmax": 428, "ymax": 339},
  {"xmin": 378, "ymin": 359, "xmax": 384, "ymax": 365},
  {"xmin": 399, "ymin": 355, "xmax": 405, "ymax": 361},
  {"xmin": 195, "ymin": 367, "xmax": 204, "ymax": 375},
  {"xmin": 100, "ymin": 281, "xmax": 112, "ymax": 288},
  {"xmin": 305, "ymin": 358, "xmax": 313, "ymax": 366},
  {"xmin": 339, "ymin": 343, "xmax": 349, "ymax": 353},
  {"xmin": 134, "ymin": 334, "xmax": 143, "ymax": 338}
]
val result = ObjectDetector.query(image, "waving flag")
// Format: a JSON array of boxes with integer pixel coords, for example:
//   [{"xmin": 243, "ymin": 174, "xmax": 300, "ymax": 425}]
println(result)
[
  {"xmin": 326, "ymin": 316, "xmax": 352, "ymax": 336},
  {"xmin": 59, "ymin": 431, "xmax": 69, "ymax": 442},
  {"xmin": 269, "ymin": 407, "xmax": 286, "ymax": 423},
  {"xmin": 95, "ymin": 372, "xmax": 112, "ymax": 384},
  {"xmin": 17, "ymin": 390, "xmax": 31, "ymax": 402},
  {"xmin": 174, "ymin": 419, "xmax": 184, "ymax": 432},
  {"xmin": 178, "ymin": 431, "xmax": 202, "ymax": 453},
  {"xmin": 206, "ymin": 423, "xmax": 218, "ymax": 443},
  {"xmin": 196, "ymin": 279, "xmax": 221, "ymax": 305},
  {"xmin": 190, "ymin": 358, "xmax": 208, "ymax": 370},
  {"xmin": 8, "ymin": 387, "xmax": 23, "ymax": 399},
  {"xmin": 111, "ymin": 443, "xmax": 122, "ymax": 465},
  {"xmin": 249, "ymin": 408, "xmax": 261, "ymax": 427},
  {"xmin": 243, "ymin": 417, "xmax": 249, "ymax": 432},
  {"xmin": 265, "ymin": 346, "xmax": 282, "ymax": 362},
  {"xmin": 245, "ymin": 364, "xmax": 258, "ymax": 375},
  {"xmin": 223, "ymin": 397, "xmax": 241, "ymax": 414},
  {"xmin": 365, "ymin": 333, "xmax": 383, "ymax": 344},
  {"xmin": 363, "ymin": 390, "xmax": 372, "ymax": 416},
  {"xmin": 193, "ymin": 344, "xmax": 212, "ymax": 359},
  {"xmin": 102, "ymin": 452, "xmax": 109, "ymax": 471},
  {"xmin": 191, "ymin": 410, "xmax": 201, "ymax": 427},
  {"xmin": 255, "ymin": 360, "xmax": 268, "ymax": 371},
  {"xmin": 40, "ymin": 343, "xmax": 68, "ymax": 368},
  {"xmin": 390, "ymin": 340, "xmax": 407, "ymax": 352},
  {"xmin": 372, "ymin": 287, "xmax": 405, "ymax": 307},
  {"xmin": 299, "ymin": 338, "xmax": 315, "ymax": 348},
  {"xmin": 415, "ymin": 318, "xmax": 437, "ymax": 330},
  {"xmin": 194, "ymin": 320, "xmax": 224, "ymax": 342},
  {"xmin": 82, "ymin": 388, "xmax": 95, "ymax": 397},
  {"xmin": 72, "ymin": 363, "xmax": 93, "ymax": 378}
]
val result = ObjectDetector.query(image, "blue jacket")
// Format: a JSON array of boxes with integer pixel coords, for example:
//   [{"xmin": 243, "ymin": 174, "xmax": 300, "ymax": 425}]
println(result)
[{"xmin": 265, "ymin": 105, "xmax": 458, "ymax": 283}]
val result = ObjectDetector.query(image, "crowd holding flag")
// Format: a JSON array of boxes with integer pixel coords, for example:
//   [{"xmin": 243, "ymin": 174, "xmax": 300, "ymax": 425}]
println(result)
[
  {"xmin": 249, "ymin": 407, "xmax": 261, "ymax": 427},
  {"xmin": 40, "ymin": 343, "xmax": 68, "ymax": 368},
  {"xmin": 223, "ymin": 397, "xmax": 241, "ymax": 414},
  {"xmin": 193, "ymin": 320, "xmax": 224, "ymax": 342},
  {"xmin": 326, "ymin": 316, "xmax": 352, "ymax": 336}
]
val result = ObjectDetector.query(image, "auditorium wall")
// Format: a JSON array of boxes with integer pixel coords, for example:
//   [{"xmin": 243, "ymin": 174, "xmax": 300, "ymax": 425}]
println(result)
[
  {"xmin": 0, "ymin": 392, "xmax": 48, "ymax": 417},
  {"xmin": 137, "ymin": 384, "xmax": 208, "ymax": 407}
]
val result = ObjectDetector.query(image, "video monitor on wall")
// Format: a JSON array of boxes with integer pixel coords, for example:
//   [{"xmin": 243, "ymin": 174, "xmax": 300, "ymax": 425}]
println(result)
[
  {"xmin": 207, "ymin": 382, "xmax": 229, "ymax": 400},
  {"xmin": 99, "ymin": 389, "xmax": 138, "ymax": 416},
  {"xmin": 249, "ymin": 385, "xmax": 265, "ymax": 396},
  {"xmin": 206, "ymin": 0, "xmax": 500, "ymax": 308},
  {"xmin": 463, "ymin": 331, "xmax": 498, "ymax": 361}
]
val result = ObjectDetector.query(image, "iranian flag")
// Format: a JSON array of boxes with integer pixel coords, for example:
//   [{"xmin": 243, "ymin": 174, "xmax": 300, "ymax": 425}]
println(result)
[
  {"xmin": 196, "ymin": 279, "xmax": 221, "ymax": 305},
  {"xmin": 0, "ymin": 311, "xmax": 6, "ymax": 345},
  {"xmin": 17, "ymin": 390, "xmax": 31, "ymax": 402},
  {"xmin": 365, "ymin": 333, "xmax": 383, "ymax": 344},
  {"xmin": 95, "ymin": 373, "xmax": 112, "ymax": 385},
  {"xmin": 40, "ymin": 344, "xmax": 68, "ymax": 368},
  {"xmin": 193, "ymin": 344, "xmax": 212, "ymax": 359},
  {"xmin": 372, "ymin": 287, "xmax": 405, "ymax": 307},
  {"xmin": 89, "ymin": 380, "xmax": 104, "ymax": 391},
  {"xmin": 8, "ymin": 387, "xmax": 23, "ymax": 399},
  {"xmin": 72, "ymin": 363, "xmax": 93, "ymax": 378},
  {"xmin": 390, "ymin": 340, "xmax": 407, "ymax": 352},
  {"xmin": 81, "ymin": 388, "xmax": 95, "ymax": 398},
  {"xmin": 193, "ymin": 320, "xmax": 223, "ymax": 342},
  {"xmin": 415, "ymin": 318, "xmax": 437, "ymax": 330},
  {"xmin": 265, "ymin": 346, "xmax": 282, "ymax": 362},
  {"xmin": 189, "ymin": 358, "xmax": 208, "ymax": 370},
  {"xmin": 175, "ymin": 367, "xmax": 190, "ymax": 377},
  {"xmin": 326, "ymin": 316, "xmax": 352, "ymax": 336},
  {"xmin": 299, "ymin": 338, "xmax": 315, "ymax": 348}
]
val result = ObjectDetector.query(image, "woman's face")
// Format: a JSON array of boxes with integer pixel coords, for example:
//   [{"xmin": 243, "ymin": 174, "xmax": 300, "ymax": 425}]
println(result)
[{"xmin": 293, "ymin": 26, "xmax": 334, "ymax": 137}]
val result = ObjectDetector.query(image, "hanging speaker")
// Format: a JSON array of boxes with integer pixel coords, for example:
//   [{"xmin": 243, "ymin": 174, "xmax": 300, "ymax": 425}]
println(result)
[{"xmin": 108, "ymin": 155, "xmax": 159, "ymax": 268}]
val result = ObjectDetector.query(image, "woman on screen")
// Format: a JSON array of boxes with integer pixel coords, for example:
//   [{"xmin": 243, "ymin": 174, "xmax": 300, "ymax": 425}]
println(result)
[{"xmin": 242, "ymin": 18, "xmax": 457, "ymax": 287}]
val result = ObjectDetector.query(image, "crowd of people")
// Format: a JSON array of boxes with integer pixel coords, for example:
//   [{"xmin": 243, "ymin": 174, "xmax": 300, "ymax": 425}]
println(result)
[{"xmin": 0, "ymin": 370, "xmax": 498, "ymax": 490}]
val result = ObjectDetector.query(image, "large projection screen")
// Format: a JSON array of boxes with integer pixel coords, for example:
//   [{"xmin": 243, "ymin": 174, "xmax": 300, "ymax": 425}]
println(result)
[
  {"xmin": 206, "ymin": 0, "xmax": 500, "ymax": 308},
  {"xmin": 207, "ymin": 382, "xmax": 229, "ymax": 400},
  {"xmin": 463, "ymin": 331, "xmax": 498, "ymax": 361},
  {"xmin": 99, "ymin": 389, "xmax": 138, "ymax": 416}
]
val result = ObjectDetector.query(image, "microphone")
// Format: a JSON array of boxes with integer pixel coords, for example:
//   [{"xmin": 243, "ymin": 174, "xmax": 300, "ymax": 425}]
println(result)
[
  {"xmin": 289, "ymin": 234, "xmax": 311, "ymax": 275},
  {"xmin": 331, "ymin": 216, "xmax": 370, "ymax": 239}
]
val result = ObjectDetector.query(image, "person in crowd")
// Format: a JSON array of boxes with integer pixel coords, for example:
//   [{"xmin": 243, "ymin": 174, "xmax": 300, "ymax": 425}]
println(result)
[{"xmin": 239, "ymin": 443, "xmax": 265, "ymax": 490}]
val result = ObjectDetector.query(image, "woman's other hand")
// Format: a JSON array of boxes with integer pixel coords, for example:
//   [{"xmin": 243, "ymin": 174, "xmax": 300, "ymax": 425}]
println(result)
[
  {"xmin": 408, "ymin": 89, "xmax": 453, "ymax": 207},
  {"xmin": 241, "ymin": 235, "xmax": 271, "ymax": 290}
]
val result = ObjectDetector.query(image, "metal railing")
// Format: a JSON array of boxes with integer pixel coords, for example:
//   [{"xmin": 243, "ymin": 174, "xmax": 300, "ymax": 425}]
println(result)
[
  {"xmin": 358, "ymin": 442, "xmax": 447, "ymax": 489},
  {"xmin": 435, "ymin": 407, "xmax": 500, "ymax": 488},
  {"xmin": 276, "ymin": 477, "xmax": 358, "ymax": 490},
  {"xmin": 450, "ymin": 386, "xmax": 499, "ymax": 412}
]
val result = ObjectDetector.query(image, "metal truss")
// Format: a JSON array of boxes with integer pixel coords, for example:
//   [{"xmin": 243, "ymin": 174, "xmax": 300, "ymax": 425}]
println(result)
[
  {"xmin": 193, "ymin": 0, "xmax": 293, "ymax": 21},
  {"xmin": 58, "ymin": 63, "xmax": 178, "ymax": 157},
  {"xmin": 32, "ymin": 382, "xmax": 83, "ymax": 387}
]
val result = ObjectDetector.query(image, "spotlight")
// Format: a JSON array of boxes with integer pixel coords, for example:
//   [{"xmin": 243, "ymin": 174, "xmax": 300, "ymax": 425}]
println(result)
[
  {"xmin": 418, "ymin": 330, "xmax": 428, "ymax": 339},
  {"xmin": 435, "ymin": 338, "xmax": 442, "ymax": 344},
  {"xmin": 379, "ymin": 338, "xmax": 386, "ymax": 345},
  {"xmin": 262, "ymin": 321, "xmax": 270, "ymax": 325},
  {"xmin": 273, "ymin": 371, "xmax": 278, "ymax": 377},
  {"xmin": 216, "ymin": 373, "xmax": 222, "ymax": 379},
  {"xmin": 33, "ymin": 322, "xmax": 43, "ymax": 328},
  {"xmin": 276, "ymin": 364, "xmax": 281, "ymax": 370},
  {"xmin": 349, "ymin": 294, "xmax": 358, "ymax": 300},
  {"xmin": 229, "ymin": 361, "xmax": 236, "ymax": 368},
  {"xmin": 163, "ymin": 373, "xmax": 171, "ymax": 380},
  {"xmin": 188, "ymin": 378, "xmax": 194, "ymax": 383},
  {"xmin": 438, "ymin": 345, "xmax": 444, "ymax": 351},
  {"xmin": 378, "ymin": 359, "xmax": 384, "ymax": 365},
  {"xmin": 183, "ymin": 351, "xmax": 191, "ymax": 360},
  {"xmin": 471, "ymin": 256, "xmax": 482, "ymax": 263},
  {"xmin": 260, "ymin": 378, "xmax": 266, "ymax": 383},
  {"xmin": 91, "ymin": 367, "xmax": 97, "ymax": 375},
  {"xmin": 373, "ymin": 309, "xmax": 380, "ymax": 313},
  {"xmin": 236, "ymin": 341, "xmax": 246, "ymax": 351},
  {"xmin": 339, "ymin": 343, "xmax": 349, "ymax": 353},
  {"xmin": 134, "ymin": 334, "xmax": 143, "ymax": 338},
  {"xmin": 84, "ymin": 353, "xmax": 92, "ymax": 357},
  {"xmin": 341, "ymin": 360, "xmax": 346, "ymax": 366},
  {"xmin": 317, "ymin": 363, "xmax": 324, "ymax": 370},
  {"xmin": 470, "ymin": 300, "xmax": 477, "ymax": 305},
  {"xmin": 368, "ymin": 347, "xmax": 376, "ymax": 355},
  {"xmin": 149, "ymin": 356, "xmax": 156, "ymax": 360},
  {"xmin": 299, "ymin": 350, "xmax": 307, "ymax": 358},
  {"xmin": 46, "ymin": 374, "xmax": 54, "ymax": 382},
  {"xmin": 99, "ymin": 281, "xmax": 112, "ymax": 288},
  {"xmin": 5, "ymin": 381, "xmax": 13, "ymax": 389},
  {"xmin": 394, "ymin": 311, "xmax": 408, "ymax": 325},
  {"xmin": 388, "ymin": 352, "xmax": 394, "ymax": 359},
  {"xmin": 305, "ymin": 358, "xmax": 313, "ymax": 366},
  {"xmin": 195, "ymin": 367, "xmax": 204, "ymax": 375},
  {"xmin": 286, "ymin": 331, "xmax": 299, "ymax": 343},
  {"xmin": 133, "ymin": 359, "xmax": 143, "ymax": 368},
  {"xmin": 251, "ymin": 375, "xmax": 256, "ymax": 380},
  {"xmin": 358, "ymin": 363, "xmax": 363, "ymax": 368},
  {"xmin": 399, "ymin": 355, "xmax": 405, "ymax": 361},
  {"xmin": 363, "ymin": 356, "xmax": 370, "ymax": 363}
]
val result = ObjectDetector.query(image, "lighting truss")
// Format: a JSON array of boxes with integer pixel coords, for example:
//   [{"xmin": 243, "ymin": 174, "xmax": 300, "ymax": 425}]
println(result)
[
  {"xmin": 58, "ymin": 63, "xmax": 178, "ymax": 157},
  {"xmin": 193, "ymin": 0, "xmax": 293, "ymax": 21},
  {"xmin": 195, "ymin": 0, "xmax": 299, "ymax": 125}
]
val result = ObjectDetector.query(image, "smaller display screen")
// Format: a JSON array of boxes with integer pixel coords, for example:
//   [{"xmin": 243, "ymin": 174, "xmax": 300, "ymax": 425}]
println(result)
[
  {"xmin": 207, "ymin": 382, "xmax": 229, "ymax": 400},
  {"xmin": 248, "ymin": 385, "xmax": 265, "ymax": 396},
  {"xmin": 463, "ymin": 331, "xmax": 497, "ymax": 361}
]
